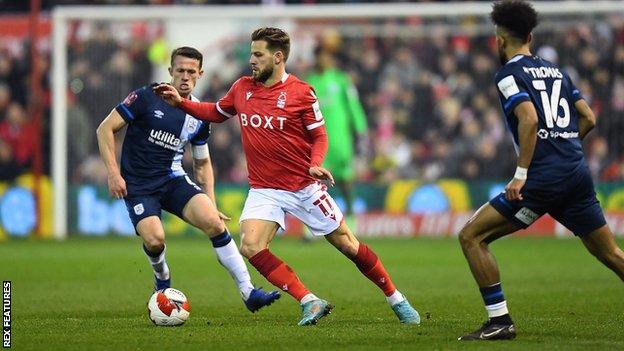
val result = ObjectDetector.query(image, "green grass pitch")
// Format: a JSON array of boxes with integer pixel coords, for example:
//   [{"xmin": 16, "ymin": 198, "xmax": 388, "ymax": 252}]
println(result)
[{"xmin": 2, "ymin": 236, "xmax": 623, "ymax": 350}]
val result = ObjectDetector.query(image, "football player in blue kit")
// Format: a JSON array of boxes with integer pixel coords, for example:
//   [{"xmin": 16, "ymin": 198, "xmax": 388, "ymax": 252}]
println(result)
[
  {"xmin": 457, "ymin": 0, "xmax": 624, "ymax": 341},
  {"xmin": 96, "ymin": 47, "xmax": 280, "ymax": 313}
]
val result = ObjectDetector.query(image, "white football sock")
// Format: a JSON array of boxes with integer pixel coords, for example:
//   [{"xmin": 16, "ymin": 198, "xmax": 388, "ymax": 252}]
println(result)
[
  {"xmin": 300, "ymin": 293, "xmax": 319, "ymax": 305},
  {"xmin": 386, "ymin": 289, "xmax": 405, "ymax": 306},
  {"xmin": 213, "ymin": 239, "xmax": 254, "ymax": 300},
  {"xmin": 144, "ymin": 244, "xmax": 170, "ymax": 281},
  {"xmin": 486, "ymin": 301, "xmax": 509, "ymax": 318}
]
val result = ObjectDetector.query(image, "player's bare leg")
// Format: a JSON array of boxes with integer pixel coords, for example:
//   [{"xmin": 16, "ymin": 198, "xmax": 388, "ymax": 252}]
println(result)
[
  {"xmin": 458, "ymin": 204, "xmax": 519, "ymax": 286},
  {"xmin": 136, "ymin": 216, "xmax": 170, "ymax": 291},
  {"xmin": 581, "ymin": 225, "xmax": 624, "ymax": 281},
  {"xmin": 183, "ymin": 194, "xmax": 227, "ymax": 237},
  {"xmin": 183, "ymin": 195, "xmax": 280, "ymax": 312},
  {"xmin": 325, "ymin": 221, "xmax": 420, "ymax": 324},
  {"xmin": 240, "ymin": 219, "xmax": 331, "ymax": 325},
  {"xmin": 457, "ymin": 203, "xmax": 520, "ymax": 340}
]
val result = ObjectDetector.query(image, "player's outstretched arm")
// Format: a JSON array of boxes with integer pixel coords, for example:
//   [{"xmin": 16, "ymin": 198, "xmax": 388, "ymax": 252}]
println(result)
[
  {"xmin": 505, "ymin": 101, "xmax": 538, "ymax": 201},
  {"xmin": 575, "ymin": 99, "xmax": 596, "ymax": 140},
  {"xmin": 96, "ymin": 109, "xmax": 128, "ymax": 199},
  {"xmin": 153, "ymin": 83, "xmax": 183, "ymax": 106},
  {"xmin": 153, "ymin": 84, "xmax": 228, "ymax": 123}
]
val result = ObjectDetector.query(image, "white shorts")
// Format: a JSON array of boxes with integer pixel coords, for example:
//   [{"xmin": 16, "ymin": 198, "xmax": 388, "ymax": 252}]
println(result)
[{"xmin": 239, "ymin": 182, "xmax": 344, "ymax": 236}]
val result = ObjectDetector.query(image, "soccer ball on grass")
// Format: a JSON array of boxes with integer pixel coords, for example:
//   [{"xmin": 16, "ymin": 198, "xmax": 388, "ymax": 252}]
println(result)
[{"xmin": 147, "ymin": 288, "xmax": 191, "ymax": 326}]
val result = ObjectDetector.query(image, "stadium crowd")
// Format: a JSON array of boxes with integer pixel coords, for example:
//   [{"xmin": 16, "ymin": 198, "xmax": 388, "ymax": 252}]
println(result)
[
  {"xmin": 0, "ymin": 37, "xmax": 49, "ymax": 181},
  {"xmin": 1, "ymin": 12, "xmax": 624, "ymax": 185}
]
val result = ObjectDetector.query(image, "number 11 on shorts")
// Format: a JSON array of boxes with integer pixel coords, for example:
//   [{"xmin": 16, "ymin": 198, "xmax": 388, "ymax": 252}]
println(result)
[{"xmin": 313, "ymin": 194, "xmax": 336, "ymax": 220}]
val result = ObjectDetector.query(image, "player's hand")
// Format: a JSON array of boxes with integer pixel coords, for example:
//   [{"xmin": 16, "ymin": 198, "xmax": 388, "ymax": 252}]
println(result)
[
  {"xmin": 218, "ymin": 211, "xmax": 231, "ymax": 221},
  {"xmin": 505, "ymin": 177, "xmax": 526, "ymax": 201},
  {"xmin": 108, "ymin": 173, "xmax": 127, "ymax": 199},
  {"xmin": 153, "ymin": 83, "xmax": 183, "ymax": 107},
  {"xmin": 309, "ymin": 166, "xmax": 335, "ymax": 186}
]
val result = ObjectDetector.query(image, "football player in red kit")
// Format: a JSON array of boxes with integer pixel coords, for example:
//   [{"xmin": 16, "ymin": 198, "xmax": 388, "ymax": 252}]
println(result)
[{"xmin": 155, "ymin": 27, "xmax": 420, "ymax": 326}]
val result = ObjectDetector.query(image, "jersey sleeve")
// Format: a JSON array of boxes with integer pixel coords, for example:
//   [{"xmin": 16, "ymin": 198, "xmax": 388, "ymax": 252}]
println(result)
[
  {"xmin": 215, "ymin": 78, "xmax": 240, "ymax": 118},
  {"xmin": 495, "ymin": 67, "xmax": 531, "ymax": 115},
  {"xmin": 190, "ymin": 122, "xmax": 211, "ymax": 146},
  {"xmin": 115, "ymin": 86, "xmax": 151, "ymax": 123},
  {"xmin": 300, "ymin": 86, "xmax": 325, "ymax": 131},
  {"xmin": 565, "ymin": 73, "xmax": 584, "ymax": 103}
]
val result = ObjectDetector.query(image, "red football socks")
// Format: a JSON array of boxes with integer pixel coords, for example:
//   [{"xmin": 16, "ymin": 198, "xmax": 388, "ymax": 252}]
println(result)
[
  {"xmin": 248, "ymin": 249, "xmax": 310, "ymax": 301},
  {"xmin": 351, "ymin": 243, "xmax": 397, "ymax": 296}
]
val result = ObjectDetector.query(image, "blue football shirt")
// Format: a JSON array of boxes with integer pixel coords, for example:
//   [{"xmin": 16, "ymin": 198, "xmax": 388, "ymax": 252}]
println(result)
[
  {"xmin": 494, "ymin": 54, "xmax": 586, "ymax": 188},
  {"xmin": 115, "ymin": 84, "xmax": 211, "ymax": 195}
]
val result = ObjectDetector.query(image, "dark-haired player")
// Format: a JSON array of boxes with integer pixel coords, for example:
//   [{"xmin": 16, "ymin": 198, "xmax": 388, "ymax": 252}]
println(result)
[
  {"xmin": 155, "ymin": 28, "xmax": 420, "ymax": 326},
  {"xmin": 457, "ymin": 0, "xmax": 624, "ymax": 341},
  {"xmin": 96, "ymin": 47, "xmax": 280, "ymax": 313}
]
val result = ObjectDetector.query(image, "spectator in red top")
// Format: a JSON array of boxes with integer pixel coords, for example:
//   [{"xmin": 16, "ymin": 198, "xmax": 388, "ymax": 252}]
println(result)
[{"xmin": 0, "ymin": 102, "xmax": 36, "ymax": 169}]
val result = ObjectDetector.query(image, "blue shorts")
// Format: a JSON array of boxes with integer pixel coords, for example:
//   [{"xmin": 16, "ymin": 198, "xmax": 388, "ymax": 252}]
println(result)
[
  {"xmin": 124, "ymin": 176, "xmax": 203, "ymax": 231},
  {"xmin": 489, "ymin": 166, "xmax": 606, "ymax": 237}
]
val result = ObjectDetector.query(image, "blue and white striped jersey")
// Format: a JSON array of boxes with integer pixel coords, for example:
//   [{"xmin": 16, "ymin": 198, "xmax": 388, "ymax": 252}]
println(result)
[{"xmin": 115, "ymin": 84, "xmax": 211, "ymax": 195}]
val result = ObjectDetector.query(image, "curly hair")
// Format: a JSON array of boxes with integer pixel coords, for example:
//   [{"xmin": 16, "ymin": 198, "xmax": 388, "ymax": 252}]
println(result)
[
  {"xmin": 251, "ymin": 27, "xmax": 291, "ymax": 61},
  {"xmin": 491, "ymin": 0, "xmax": 539, "ymax": 43}
]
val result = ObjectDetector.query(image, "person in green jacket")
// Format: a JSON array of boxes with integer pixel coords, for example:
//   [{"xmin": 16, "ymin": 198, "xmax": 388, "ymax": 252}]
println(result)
[{"xmin": 306, "ymin": 49, "xmax": 368, "ymax": 216}]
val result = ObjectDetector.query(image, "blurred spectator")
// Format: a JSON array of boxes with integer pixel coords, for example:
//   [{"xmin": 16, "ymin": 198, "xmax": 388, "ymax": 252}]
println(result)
[
  {"xmin": 0, "ymin": 83, "xmax": 11, "ymax": 113},
  {"xmin": 586, "ymin": 136, "xmax": 610, "ymax": 180},
  {"xmin": 0, "ymin": 52, "xmax": 26, "ymax": 107},
  {"xmin": 0, "ymin": 139, "xmax": 20, "ymax": 181},
  {"xmin": 0, "ymin": 103, "xmax": 36, "ymax": 170},
  {"xmin": 11, "ymin": 8, "xmax": 617, "ymax": 186},
  {"xmin": 67, "ymin": 93, "xmax": 93, "ymax": 180}
]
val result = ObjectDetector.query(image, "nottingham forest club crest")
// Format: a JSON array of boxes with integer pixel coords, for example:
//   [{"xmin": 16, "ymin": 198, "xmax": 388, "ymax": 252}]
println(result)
[{"xmin": 277, "ymin": 92, "xmax": 287, "ymax": 108}]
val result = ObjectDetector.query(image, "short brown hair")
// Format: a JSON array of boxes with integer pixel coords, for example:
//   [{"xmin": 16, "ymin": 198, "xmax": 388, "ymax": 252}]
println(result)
[
  {"xmin": 251, "ymin": 27, "xmax": 291, "ymax": 61},
  {"xmin": 170, "ymin": 46, "xmax": 203, "ymax": 68}
]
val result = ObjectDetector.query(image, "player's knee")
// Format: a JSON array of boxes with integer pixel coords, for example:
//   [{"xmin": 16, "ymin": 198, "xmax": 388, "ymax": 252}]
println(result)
[
  {"xmin": 239, "ymin": 238, "xmax": 264, "ymax": 259},
  {"xmin": 144, "ymin": 235, "xmax": 165, "ymax": 252},
  {"xmin": 197, "ymin": 215, "xmax": 225, "ymax": 236},
  {"xmin": 239, "ymin": 242, "xmax": 260, "ymax": 259},
  {"xmin": 457, "ymin": 227, "xmax": 472, "ymax": 246},
  {"xmin": 335, "ymin": 240, "xmax": 358, "ymax": 258},
  {"xmin": 458, "ymin": 227, "xmax": 477, "ymax": 248},
  {"xmin": 327, "ymin": 225, "xmax": 359, "ymax": 257}
]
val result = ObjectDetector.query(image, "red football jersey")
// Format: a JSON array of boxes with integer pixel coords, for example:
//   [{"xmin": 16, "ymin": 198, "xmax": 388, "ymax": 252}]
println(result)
[{"xmin": 216, "ymin": 74, "xmax": 326, "ymax": 191}]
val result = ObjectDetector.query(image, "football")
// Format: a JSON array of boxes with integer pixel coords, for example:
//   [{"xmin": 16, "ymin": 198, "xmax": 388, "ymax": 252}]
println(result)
[{"xmin": 147, "ymin": 288, "xmax": 191, "ymax": 326}]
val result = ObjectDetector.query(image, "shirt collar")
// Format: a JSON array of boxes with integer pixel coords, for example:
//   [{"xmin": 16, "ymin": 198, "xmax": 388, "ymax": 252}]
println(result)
[
  {"xmin": 506, "ymin": 54, "xmax": 525, "ymax": 64},
  {"xmin": 281, "ymin": 72, "xmax": 289, "ymax": 83}
]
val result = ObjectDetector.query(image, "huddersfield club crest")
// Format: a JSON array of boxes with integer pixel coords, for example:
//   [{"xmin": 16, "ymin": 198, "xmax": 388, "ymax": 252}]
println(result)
[
  {"xmin": 187, "ymin": 119, "xmax": 198, "ymax": 134},
  {"xmin": 133, "ymin": 203, "xmax": 144, "ymax": 215}
]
